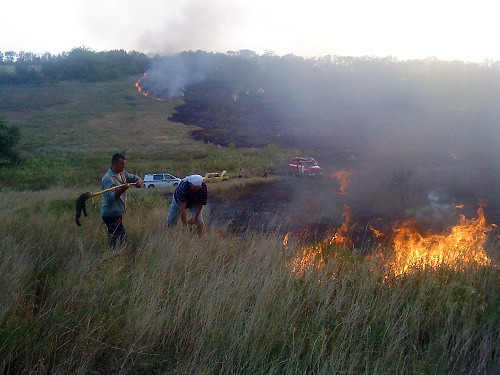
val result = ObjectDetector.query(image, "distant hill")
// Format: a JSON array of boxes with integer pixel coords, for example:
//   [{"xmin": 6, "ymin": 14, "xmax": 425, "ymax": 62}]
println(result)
[{"xmin": 140, "ymin": 51, "xmax": 500, "ymax": 167}]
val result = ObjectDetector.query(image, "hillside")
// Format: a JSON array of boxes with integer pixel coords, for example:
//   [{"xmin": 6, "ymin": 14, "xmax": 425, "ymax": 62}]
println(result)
[
  {"xmin": 0, "ymin": 76, "xmax": 294, "ymax": 189},
  {"xmin": 0, "ymin": 71, "xmax": 498, "ymax": 374}
]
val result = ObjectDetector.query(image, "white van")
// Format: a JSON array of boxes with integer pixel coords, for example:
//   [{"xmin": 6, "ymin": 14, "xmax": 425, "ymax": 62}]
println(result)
[{"xmin": 143, "ymin": 173, "xmax": 182, "ymax": 188}]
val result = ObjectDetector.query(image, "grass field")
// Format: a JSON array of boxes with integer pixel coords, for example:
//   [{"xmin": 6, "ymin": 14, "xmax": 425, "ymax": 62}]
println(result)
[
  {"xmin": 0, "ymin": 65, "xmax": 15, "ymax": 74},
  {"xmin": 0, "ymin": 187, "xmax": 498, "ymax": 374},
  {"xmin": 0, "ymin": 76, "xmax": 295, "ymax": 189},
  {"xmin": 0, "ymin": 77, "xmax": 498, "ymax": 374}
]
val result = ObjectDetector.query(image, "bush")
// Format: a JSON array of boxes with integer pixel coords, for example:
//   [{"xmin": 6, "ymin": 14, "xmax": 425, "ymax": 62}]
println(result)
[{"xmin": 0, "ymin": 119, "xmax": 20, "ymax": 165}]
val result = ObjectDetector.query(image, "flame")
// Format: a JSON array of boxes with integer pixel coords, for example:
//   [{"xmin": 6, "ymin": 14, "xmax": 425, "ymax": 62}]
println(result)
[
  {"xmin": 289, "ymin": 243, "xmax": 325, "ymax": 274},
  {"xmin": 135, "ymin": 73, "xmax": 168, "ymax": 102},
  {"xmin": 288, "ymin": 204, "xmax": 354, "ymax": 274},
  {"xmin": 388, "ymin": 204, "xmax": 492, "ymax": 276},
  {"xmin": 285, "ymin": 203, "xmax": 493, "ymax": 278},
  {"xmin": 455, "ymin": 204, "xmax": 464, "ymax": 208},
  {"xmin": 370, "ymin": 226, "xmax": 384, "ymax": 238},
  {"xmin": 330, "ymin": 170, "xmax": 350, "ymax": 195},
  {"xmin": 327, "ymin": 204, "xmax": 353, "ymax": 248},
  {"xmin": 282, "ymin": 232, "xmax": 291, "ymax": 247}
]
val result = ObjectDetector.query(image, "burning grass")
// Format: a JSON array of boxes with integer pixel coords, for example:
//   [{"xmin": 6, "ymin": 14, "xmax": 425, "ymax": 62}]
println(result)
[
  {"xmin": 388, "ymin": 203, "xmax": 493, "ymax": 276},
  {"xmin": 285, "ymin": 203, "xmax": 496, "ymax": 280},
  {"xmin": 0, "ymin": 188, "xmax": 498, "ymax": 374}
]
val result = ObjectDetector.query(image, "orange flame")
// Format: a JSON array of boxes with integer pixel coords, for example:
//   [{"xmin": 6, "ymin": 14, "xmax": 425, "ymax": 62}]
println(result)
[
  {"xmin": 330, "ymin": 170, "xmax": 350, "ymax": 195},
  {"xmin": 288, "ymin": 204, "xmax": 354, "ymax": 274},
  {"xmin": 282, "ymin": 232, "xmax": 291, "ymax": 247},
  {"xmin": 285, "ymin": 203, "xmax": 493, "ymax": 278},
  {"xmin": 370, "ymin": 226, "xmax": 384, "ymax": 238},
  {"xmin": 289, "ymin": 243, "xmax": 325, "ymax": 274},
  {"xmin": 388, "ymin": 204, "xmax": 492, "ymax": 276},
  {"xmin": 328, "ymin": 204, "xmax": 353, "ymax": 248},
  {"xmin": 135, "ymin": 73, "xmax": 168, "ymax": 102}
]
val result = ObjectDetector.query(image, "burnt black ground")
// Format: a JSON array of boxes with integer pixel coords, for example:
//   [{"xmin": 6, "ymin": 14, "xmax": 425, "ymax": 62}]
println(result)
[{"xmin": 204, "ymin": 172, "xmax": 499, "ymax": 245}]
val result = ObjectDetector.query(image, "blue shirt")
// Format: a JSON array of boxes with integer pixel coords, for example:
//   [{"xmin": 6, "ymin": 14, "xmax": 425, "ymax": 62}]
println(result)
[
  {"xmin": 174, "ymin": 180, "xmax": 208, "ymax": 208},
  {"xmin": 101, "ymin": 168, "xmax": 139, "ymax": 217}
]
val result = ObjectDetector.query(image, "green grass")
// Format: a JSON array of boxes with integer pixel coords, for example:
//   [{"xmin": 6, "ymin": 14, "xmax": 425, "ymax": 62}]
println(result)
[
  {"xmin": 0, "ymin": 65, "xmax": 15, "ymax": 74},
  {"xmin": 0, "ymin": 188, "xmax": 497, "ymax": 374},
  {"xmin": 0, "ymin": 76, "xmax": 296, "ymax": 189}
]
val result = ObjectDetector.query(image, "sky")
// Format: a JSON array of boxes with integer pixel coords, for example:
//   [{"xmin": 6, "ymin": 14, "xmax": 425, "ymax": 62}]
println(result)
[{"xmin": 1, "ymin": 0, "xmax": 499, "ymax": 61}]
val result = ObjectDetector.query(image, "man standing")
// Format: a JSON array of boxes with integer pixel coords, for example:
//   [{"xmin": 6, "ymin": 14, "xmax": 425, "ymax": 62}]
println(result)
[
  {"xmin": 101, "ymin": 153, "xmax": 143, "ymax": 247},
  {"xmin": 167, "ymin": 174, "xmax": 207, "ymax": 232}
]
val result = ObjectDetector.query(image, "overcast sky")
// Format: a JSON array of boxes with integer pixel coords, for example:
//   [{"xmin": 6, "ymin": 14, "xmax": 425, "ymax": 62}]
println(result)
[{"xmin": 1, "ymin": 0, "xmax": 498, "ymax": 61}]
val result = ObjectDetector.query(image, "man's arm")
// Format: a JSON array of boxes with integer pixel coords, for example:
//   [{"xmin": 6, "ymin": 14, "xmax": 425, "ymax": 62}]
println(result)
[
  {"xmin": 188, "ymin": 204, "xmax": 203, "ymax": 225},
  {"xmin": 114, "ymin": 184, "xmax": 129, "ymax": 199},
  {"xmin": 124, "ymin": 171, "xmax": 143, "ymax": 188},
  {"xmin": 102, "ymin": 175, "xmax": 122, "ymax": 201},
  {"xmin": 178, "ymin": 201, "xmax": 188, "ymax": 226}
]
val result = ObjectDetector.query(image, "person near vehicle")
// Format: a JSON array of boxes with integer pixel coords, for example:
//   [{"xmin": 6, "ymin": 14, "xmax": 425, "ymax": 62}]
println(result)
[
  {"xmin": 101, "ymin": 153, "xmax": 143, "ymax": 247},
  {"xmin": 167, "ymin": 174, "xmax": 207, "ymax": 232}
]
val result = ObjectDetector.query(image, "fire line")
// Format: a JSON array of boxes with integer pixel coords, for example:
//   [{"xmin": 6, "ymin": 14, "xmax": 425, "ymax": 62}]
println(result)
[{"xmin": 285, "ymin": 203, "xmax": 494, "ymax": 278}]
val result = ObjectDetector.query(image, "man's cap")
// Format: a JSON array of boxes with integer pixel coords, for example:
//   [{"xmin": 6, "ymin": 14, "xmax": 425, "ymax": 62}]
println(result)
[{"xmin": 186, "ymin": 174, "xmax": 203, "ymax": 186}]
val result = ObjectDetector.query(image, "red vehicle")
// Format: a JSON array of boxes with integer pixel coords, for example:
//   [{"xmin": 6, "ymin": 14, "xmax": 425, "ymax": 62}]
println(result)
[{"xmin": 288, "ymin": 157, "xmax": 323, "ymax": 176}]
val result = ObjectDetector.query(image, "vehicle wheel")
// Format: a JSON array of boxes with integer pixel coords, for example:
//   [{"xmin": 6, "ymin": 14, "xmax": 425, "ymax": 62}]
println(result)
[
  {"xmin": 173, "ymin": 183, "xmax": 178, "ymax": 186},
  {"xmin": 148, "ymin": 184, "xmax": 155, "ymax": 188}
]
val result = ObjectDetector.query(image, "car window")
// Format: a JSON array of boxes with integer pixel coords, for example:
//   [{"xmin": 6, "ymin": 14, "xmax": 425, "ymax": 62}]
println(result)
[
  {"xmin": 164, "ymin": 174, "xmax": 173, "ymax": 179},
  {"xmin": 153, "ymin": 174, "xmax": 163, "ymax": 181}
]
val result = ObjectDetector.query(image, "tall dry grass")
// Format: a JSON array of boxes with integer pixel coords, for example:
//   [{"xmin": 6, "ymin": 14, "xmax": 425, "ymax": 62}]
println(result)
[{"xmin": 0, "ymin": 188, "xmax": 498, "ymax": 374}]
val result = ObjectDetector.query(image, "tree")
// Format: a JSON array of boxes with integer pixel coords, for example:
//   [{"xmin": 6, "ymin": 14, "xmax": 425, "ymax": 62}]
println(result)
[
  {"xmin": 4, "ymin": 51, "xmax": 15, "ymax": 64},
  {"xmin": 0, "ymin": 119, "xmax": 21, "ymax": 164}
]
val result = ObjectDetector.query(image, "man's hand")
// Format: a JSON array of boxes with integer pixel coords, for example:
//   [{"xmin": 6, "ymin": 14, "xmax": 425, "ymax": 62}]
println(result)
[
  {"xmin": 115, "ymin": 183, "xmax": 130, "ymax": 199},
  {"xmin": 135, "ymin": 178, "xmax": 143, "ymax": 188}
]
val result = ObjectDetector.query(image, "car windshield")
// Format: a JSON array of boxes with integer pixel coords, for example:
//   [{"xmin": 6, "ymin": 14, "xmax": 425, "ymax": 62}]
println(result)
[{"xmin": 304, "ymin": 161, "xmax": 317, "ymax": 166}]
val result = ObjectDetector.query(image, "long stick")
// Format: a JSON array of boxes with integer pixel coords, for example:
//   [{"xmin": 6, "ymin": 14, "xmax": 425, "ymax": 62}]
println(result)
[
  {"xmin": 88, "ymin": 182, "xmax": 138, "ymax": 197},
  {"xmin": 75, "ymin": 182, "xmax": 139, "ymax": 226}
]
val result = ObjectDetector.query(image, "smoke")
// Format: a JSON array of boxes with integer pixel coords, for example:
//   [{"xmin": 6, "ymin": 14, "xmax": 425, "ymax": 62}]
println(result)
[
  {"xmin": 135, "ymin": 1, "xmax": 245, "ymax": 55},
  {"xmin": 141, "ymin": 51, "xmax": 500, "ymax": 224},
  {"xmin": 79, "ymin": 0, "xmax": 249, "ymax": 55},
  {"xmin": 142, "ymin": 53, "xmax": 216, "ymax": 99}
]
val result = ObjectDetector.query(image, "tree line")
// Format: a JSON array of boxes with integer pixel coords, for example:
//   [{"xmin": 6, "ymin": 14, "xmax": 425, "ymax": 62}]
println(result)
[{"xmin": 0, "ymin": 48, "xmax": 150, "ymax": 84}]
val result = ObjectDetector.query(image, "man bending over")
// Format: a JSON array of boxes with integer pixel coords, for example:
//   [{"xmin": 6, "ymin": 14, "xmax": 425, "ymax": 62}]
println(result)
[{"xmin": 167, "ymin": 174, "xmax": 207, "ymax": 232}]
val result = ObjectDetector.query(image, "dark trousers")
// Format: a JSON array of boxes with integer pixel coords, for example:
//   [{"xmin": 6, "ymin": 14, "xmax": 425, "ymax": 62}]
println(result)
[{"xmin": 102, "ymin": 216, "xmax": 126, "ymax": 248}]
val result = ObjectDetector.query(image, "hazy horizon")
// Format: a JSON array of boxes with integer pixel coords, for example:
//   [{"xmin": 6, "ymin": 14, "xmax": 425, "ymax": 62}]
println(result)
[{"xmin": 1, "ymin": 0, "xmax": 499, "ymax": 62}]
